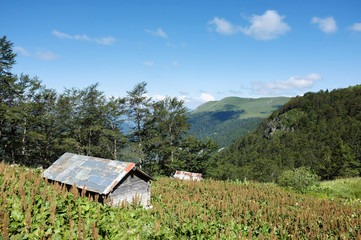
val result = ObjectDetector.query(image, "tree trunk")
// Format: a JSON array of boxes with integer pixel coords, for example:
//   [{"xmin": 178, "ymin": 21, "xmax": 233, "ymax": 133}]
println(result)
[
  {"xmin": 113, "ymin": 137, "xmax": 117, "ymax": 160},
  {"xmin": 22, "ymin": 123, "xmax": 27, "ymax": 156}
]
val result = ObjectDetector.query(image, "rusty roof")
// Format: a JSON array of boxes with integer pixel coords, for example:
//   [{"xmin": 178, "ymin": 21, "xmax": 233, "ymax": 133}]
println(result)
[
  {"xmin": 42, "ymin": 153, "xmax": 149, "ymax": 195},
  {"xmin": 174, "ymin": 171, "xmax": 203, "ymax": 181}
]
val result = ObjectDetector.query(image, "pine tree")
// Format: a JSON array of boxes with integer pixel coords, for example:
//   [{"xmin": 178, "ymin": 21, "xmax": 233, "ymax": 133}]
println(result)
[
  {"xmin": 126, "ymin": 82, "xmax": 152, "ymax": 168},
  {"xmin": 149, "ymin": 97, "xmax": 190, "ymax": 175}
]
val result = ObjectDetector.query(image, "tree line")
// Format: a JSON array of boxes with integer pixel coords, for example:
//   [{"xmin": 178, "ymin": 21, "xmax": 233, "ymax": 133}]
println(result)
[
  {"xmin": 0, "ymin": 36, "xmax": 217, "ymax": 176},
  {"xmin": 188, "ymin": 110, "xmax": 263, "ymax": 148}
]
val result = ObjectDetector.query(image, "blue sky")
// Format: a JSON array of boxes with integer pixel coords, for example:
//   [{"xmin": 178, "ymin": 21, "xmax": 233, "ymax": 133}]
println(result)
[{"xmin": 2, "ymin": 0, "xmax": 361, "ymax": 109}]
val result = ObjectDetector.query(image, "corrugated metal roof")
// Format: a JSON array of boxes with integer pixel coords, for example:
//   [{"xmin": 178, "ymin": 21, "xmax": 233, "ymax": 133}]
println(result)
[
  {"xmin": 42, "ymin": 153, "xmax": 136, "ymax": 195},
  {"xmin": 173, "ymin": 171, "xmax": 203, "ymax": 181}
]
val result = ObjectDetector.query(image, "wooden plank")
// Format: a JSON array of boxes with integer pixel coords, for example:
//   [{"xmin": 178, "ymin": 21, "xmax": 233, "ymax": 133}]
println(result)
[{"xmin": 109, "ymin": 171, "xmax": 151, "ymax": 207}]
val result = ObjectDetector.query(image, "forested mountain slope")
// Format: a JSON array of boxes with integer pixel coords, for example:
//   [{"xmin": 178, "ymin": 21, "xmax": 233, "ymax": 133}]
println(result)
[
  {"xmin": 188, "ymin": 97, "xmax": 290, "ymax": 147},
  {"xmin": 207, "ymin": 86, "xmax": 361, "ymax": 182}
]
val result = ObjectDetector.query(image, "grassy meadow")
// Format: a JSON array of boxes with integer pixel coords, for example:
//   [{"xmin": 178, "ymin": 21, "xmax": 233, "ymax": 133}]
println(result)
[
  {"xmin": 1, "ymin": 162, "xmax": 361, "ymax": 239},
  {"xmin": 321, "ymin": 177, "xmax": 361, "ymax": 198},
  {"xmin": 305, "ymin": 177, "xmax": 361, "ymax": 201}
]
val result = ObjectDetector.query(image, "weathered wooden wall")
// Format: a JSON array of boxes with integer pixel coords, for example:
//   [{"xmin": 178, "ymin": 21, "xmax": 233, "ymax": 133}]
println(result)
[{"xmin": 109, "ymin": 170, "xmax": 151, "ymax": 207}]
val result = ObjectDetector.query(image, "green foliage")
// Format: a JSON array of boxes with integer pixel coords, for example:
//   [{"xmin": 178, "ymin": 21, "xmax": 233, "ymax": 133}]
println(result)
[
  {"xmin": 316, "ymin": 177, "xmax": 361, "ymax": 199},
  {"xmin": 145, "ymin": 97, "xmax": 189, "ymax": 175},
  {"xmin": 277, "ymin": 167, "xmax": 320, "ymax": 193},
  {"xmin": 188, "ymin": 112, "xmax": 263, "ymax": 148},
  {"xmin": 56, "ymin": 84, "xmax": 127, "ymax": 160},
  {"xmin": 126, "ymin": 81, "xmax": 152, "ymax": 166},
  {"xmin": 0, "ymin": 36, "xmax": 16, "ymax": 75},
  {"xmin": 141, "ymin": 97, "xmax": 217, "ymax": 176},
  {"xmin": 208, "ymin": 86, "xmax": 361, "ymax": 182},
  {"xmin": 176, "ymin": 135, "xmax": 218, "ymax": 174}
]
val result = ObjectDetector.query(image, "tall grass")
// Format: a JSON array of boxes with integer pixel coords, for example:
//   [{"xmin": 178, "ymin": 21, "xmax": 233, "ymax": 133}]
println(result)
[
  {"xmin": 151, "ymin": 177, "xmax": 361, "ymax": 239},
  {"xmin": 320, "ymin": 177, "xmax": 361, "ymax": 199}
]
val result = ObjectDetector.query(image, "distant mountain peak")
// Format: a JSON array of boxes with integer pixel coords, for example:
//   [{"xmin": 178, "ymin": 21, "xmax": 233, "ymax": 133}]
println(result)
[
  {"xmin": 192, "ymin": 96, "xmax": 291, "ymax": 118},
  {"xmin": 188, "ymin": 96, "xmax": 290, "ymax": 148}
]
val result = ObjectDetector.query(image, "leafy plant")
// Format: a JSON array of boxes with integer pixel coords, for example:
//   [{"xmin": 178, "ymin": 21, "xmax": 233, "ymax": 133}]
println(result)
[{"xmin": 277, "ymin": 166, "xmax": 320, "ymax": 193}]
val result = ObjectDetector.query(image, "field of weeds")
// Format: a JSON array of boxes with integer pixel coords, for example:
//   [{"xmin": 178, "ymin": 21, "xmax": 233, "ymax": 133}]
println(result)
[{"xmin": 1, "ymin": 162, "xmax": 361, "ymax": 239}]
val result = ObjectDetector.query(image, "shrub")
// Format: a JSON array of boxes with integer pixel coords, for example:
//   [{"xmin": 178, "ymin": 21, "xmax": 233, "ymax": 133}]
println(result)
[{"xmin": 277, "ymin": 167, "xmax": 320, "ymax": 193}]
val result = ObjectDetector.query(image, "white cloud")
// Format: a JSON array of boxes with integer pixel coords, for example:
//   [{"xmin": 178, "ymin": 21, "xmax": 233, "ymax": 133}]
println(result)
[
  {"xmin": 178, "ymin": 93, "xmax": 216, "ymax": 109},
  {"xmin": 199, "ymin": 93, "xmax": 216, "ymax": 102},
  {"xmin": 242, "ymin": 10, "xmax": 291, "ymax": 40},
  {"xmin": 350, "ymin": 22, "xmax": 361, "ymax": 32},
  {"xmin": 144, "ymin": 61, "xmax": 155, "ymax": 66},
  {"xmin": 209, "ymin": 10, "xmax": 290, "ymax": 40},
  {"xmin": 73, "ymin": 34, "xmax": 90, "ymax": 41},
  {"xmin": 94, "ymin": 36, "xmax": 116, "ymax": 45},
  {"xmin": 144, "ymin": 92, "xmax": 215, "ymax": 110},
  {"xmin": 252, "ymin": 73, "xmax": 322, "ymax": 95},
  {"xmin": 179, "ymin": 90, "xmax": 189, "ymax": 95},
  {"xmin": 163, "ymin": 61, "xmax": 179, "ymax": 69},
  {"xmin": 311, "ymin": 17, "xmax": 337, "ymax": 33},
  {"xmin": 229, "ymin": 89, "xmax": 242, "ymax": 94},
  {"xmin": 209, "ymin": 17, "xmax": 240, "ymax": 35},
  {"xmin": 144, "ymin": 28, "xmax": 168, "ymax": 38},
  {"xmin": 35, "ymin": 50, "xmax": 60, "ymax": 60},
  {"xmin": 52, "ymin": 30, "xmax": 72, "ymax": 39},
  {"xmin": 13, "ymin": 46, "xmax": 30, "ymax": 56},
  {"xmin": 152, "ymin": 94, "xmax": 167, "ymax": 101},
  {"xmin": 13, "ymin": 46, "xmax": 59, "ymax": 60},
  {"xmin": 52, "ymin": 30, "xmax": 116, "ymax": 45}
]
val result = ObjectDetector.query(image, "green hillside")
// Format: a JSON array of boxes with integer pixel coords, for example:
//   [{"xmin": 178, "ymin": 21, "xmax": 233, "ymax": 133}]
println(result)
[
  {"xmin": 193, "ymin": 96, "xmax": 291, "ymax": 119},
  {"xmin": 207, "ymin": 86, "xmax": 361, "ymax": 182},
  {"xmin": 188, "ymin": 96, "xmax": 290, "ymax": 147}
]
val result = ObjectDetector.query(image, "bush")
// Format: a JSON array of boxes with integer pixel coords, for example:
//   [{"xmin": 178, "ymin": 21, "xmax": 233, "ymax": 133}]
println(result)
[{"xmin": 277, "ymin": 167, "xmax": 320, "ymax": 193}]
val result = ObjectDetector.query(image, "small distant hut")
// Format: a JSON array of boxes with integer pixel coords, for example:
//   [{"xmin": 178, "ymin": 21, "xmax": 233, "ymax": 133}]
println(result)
[
  {"xmin": 173, "ymin": 170, "xmax": 203, "ymax": 181},
  {"xmin": 42, "ymin": 153, "xmax": 154, "ymax": 207}
]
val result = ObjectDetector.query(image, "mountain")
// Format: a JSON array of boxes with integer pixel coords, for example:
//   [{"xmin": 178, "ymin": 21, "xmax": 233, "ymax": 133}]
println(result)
[
  {"xmin": 207, "ymin": 86, "xmax": 361, "ymax": 182},
  {"xmin": 187, "ymin": 97, "xmax": 290, "ymax": 147},
  {"xmin": 192, "ymin": 96, "xmax": 291, "ymax": 118}
]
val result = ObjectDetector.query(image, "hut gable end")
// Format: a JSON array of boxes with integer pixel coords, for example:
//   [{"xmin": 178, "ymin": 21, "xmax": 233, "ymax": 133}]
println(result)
[{"xmin": 110, "ymin": 171, "xmax": 151, "ymax": 207}]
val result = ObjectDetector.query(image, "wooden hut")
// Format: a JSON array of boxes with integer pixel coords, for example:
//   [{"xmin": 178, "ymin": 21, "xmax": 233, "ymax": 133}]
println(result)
[
  {"xmin": 42, "ymin": 153, "xmax": 154, "ymax": 207},
  {"xmin": 173, "ymin": 170, "xmax": 203, "ymax": 181}
]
